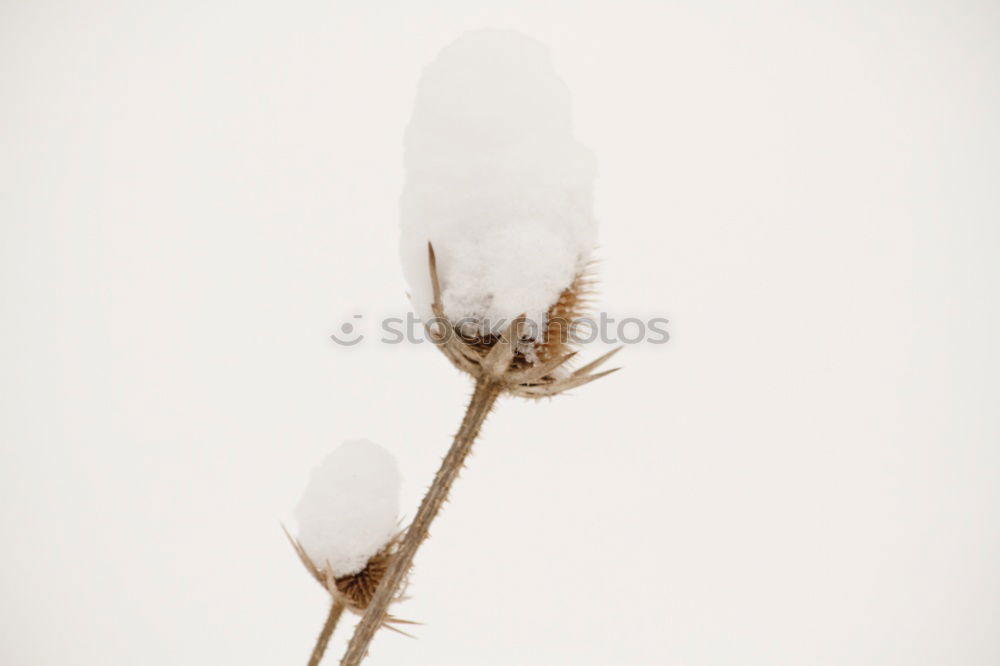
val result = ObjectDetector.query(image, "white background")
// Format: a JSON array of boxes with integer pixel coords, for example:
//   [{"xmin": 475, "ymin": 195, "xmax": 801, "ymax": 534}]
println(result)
[{"xmin": 2, "ymin": 1, "xmax": 999, "ymax": 664}]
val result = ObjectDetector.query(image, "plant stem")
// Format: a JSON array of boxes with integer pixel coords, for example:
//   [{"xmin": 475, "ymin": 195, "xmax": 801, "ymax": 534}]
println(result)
[
  {"xmin": 308, "ymin": 599, "xmax": 345, "ymax": 666},
  {"xmin": 339, "ymin": 379, "xmax": 502, "ymax": 666}
]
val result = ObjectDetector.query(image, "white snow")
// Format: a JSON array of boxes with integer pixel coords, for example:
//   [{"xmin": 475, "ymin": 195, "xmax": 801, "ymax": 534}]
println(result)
[
  {"xmin": 294, "ymin": 440, "xmax": 401, "ymax": 578},
  {"xmin": 400, "ymin": 29, "xmax": 597, "ymax": 339}
]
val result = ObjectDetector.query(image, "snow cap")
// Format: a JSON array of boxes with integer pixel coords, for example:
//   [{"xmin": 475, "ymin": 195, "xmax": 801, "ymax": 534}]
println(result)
[
  {"xmin": 400, "ymin": 29, "xmax": 597, "ymax": 337},
  {"xmin": 295, "ymin": 440, "xmax": 401, "ymax": 578}
]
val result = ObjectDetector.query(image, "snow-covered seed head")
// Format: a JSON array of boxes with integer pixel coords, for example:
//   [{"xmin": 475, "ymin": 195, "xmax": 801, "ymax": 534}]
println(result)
[
  {"xmin": 400, "ymin": 30, "xmax": 599, "ymax": 378},
  {"xmin": 290, "ymin": 440, "xmax": 404, "ymax": 612},
  {"xmin": 400, "ymin": 30, "xmax": 620, "ymax": 396}
]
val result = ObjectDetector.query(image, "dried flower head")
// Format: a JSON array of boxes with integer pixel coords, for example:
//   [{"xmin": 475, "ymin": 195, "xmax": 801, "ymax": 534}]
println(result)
[
  {"xmin": 286, "ymin": 529, "xmax": 411, "ymax": 623},
  {"xmin": 426, "ymin": 244, "xmax": 619, "ymax": 398},
  {"xmin": 399, "ymin": 31, "xmax": 619, "ymax": 395},
  {"xmin": 288, "ymin": 441, "xmax": 414, "ymax": 630}
]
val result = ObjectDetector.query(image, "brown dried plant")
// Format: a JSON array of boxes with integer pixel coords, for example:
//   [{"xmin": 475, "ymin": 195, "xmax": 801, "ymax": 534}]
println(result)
[
  {"xmin": 337, "ymin": 244, "xmax": 620, "ymax": 666},
  {"xmin": 424, "ymin": 244, "xmax": 619, "ymax": 398},
  {"xmin": 285, "ymin": 528, "xmax": 416, "ymax": 666}
]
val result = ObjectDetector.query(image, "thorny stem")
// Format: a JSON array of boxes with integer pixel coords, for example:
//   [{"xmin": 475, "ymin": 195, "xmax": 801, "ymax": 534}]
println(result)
[
  {"xmin": 308, "ymin": 599, "xmax": 345, "ymax": 666},
  {"xmin": 339, "ymin": 379, "xmax": 503, "ymax": 666}
]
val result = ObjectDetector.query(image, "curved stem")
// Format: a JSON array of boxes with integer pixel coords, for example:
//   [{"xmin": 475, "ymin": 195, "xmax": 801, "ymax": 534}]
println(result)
[
  {"xmin": 308, "ymin": 599, "xmax": 345, "ymax": 666},
  {"xmin": 339, "ymin": 379, "xmax": 502, "ymax": 665}
]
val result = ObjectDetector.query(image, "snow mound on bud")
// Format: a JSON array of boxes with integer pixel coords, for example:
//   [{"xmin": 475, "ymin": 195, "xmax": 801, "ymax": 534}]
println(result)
[
  {"xmin": 295, "ymin": 440, "xmax": 401, "ymax": 578},
  {"xmin": 400, "ymin": 29, "xmax": 597, "ymax": 336}
]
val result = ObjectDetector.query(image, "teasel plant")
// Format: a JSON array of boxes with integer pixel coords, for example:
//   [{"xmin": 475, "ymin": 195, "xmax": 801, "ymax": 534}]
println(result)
[
  {"xmin": 287, "ymin": 440, "xmax": 417, "ymax": 666},
  {"xmin": 334, "ymin": 245, "xmax": 622, "ymax": 666}
]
